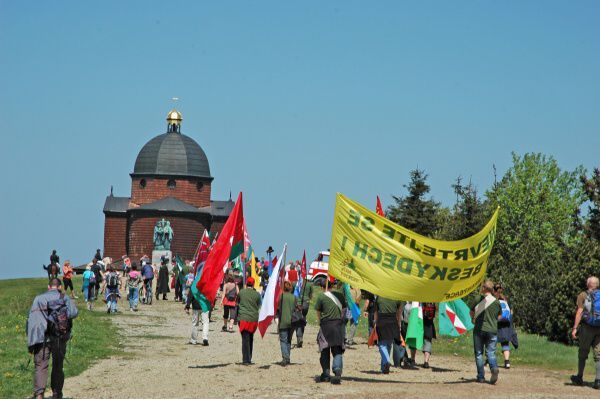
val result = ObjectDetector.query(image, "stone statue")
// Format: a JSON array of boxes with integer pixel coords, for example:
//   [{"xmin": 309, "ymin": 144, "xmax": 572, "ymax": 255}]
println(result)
[
  {"xmin": 153, "ymin": 219, "xmax": 174, "ymax": 250},
  {"xmin": 163, "ymin": 220, "xmax": 174, "ymax": 250}
]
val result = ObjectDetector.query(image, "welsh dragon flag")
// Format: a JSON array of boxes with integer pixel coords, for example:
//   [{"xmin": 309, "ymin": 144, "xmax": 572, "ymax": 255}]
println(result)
[
  {"xmin": 405, "ymin": 302, "xmax": 424, "ymax": 350},
  {"xmin": 196, "ymin": 192, "xmax": 244, "ymax": 304},
  {"xmin": 439, "ymin": 299, "xmax": 474, "ymax": 336}
]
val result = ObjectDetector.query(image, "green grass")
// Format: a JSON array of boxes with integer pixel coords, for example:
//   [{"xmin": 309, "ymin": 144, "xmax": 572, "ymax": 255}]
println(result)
[
  {"xmin": 0, "ymin": 276, "xmax": 122, "ymax": 398},
  {"xmin": 305, "ymin": 287, "xmax": 595, "ymax": 375}
]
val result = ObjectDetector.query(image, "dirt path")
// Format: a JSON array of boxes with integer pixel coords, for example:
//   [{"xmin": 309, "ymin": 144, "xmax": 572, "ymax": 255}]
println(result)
[{"xmin": 64, "ymin": 297, "xmax": 589, "ymax": 399}]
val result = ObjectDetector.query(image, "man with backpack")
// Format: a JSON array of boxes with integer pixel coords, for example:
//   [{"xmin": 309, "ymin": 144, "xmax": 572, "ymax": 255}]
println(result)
[
  {"xmin": 27, "ymin": 278, "xmax": 78, "ymax": 399},
  {"xmin": 571, "ymin": 276, "xmax": 600, "ymax": 390},
  {"xmin": 102, "ymin": 265, "xmax": 122, "ymax": 314}
]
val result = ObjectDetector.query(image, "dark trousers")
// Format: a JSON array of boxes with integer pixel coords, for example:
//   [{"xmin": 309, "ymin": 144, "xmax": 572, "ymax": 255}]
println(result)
[
  {"xmin": 293, "ymin": 307, "xmax": 309, "ymax": 344},
  {"xmin": 320, "ymin": 345, "xmax": 344, "ymax": 376},
  {"xmin": 175, "ymin": 279, "xmax": 183, "ymax": 300},
  {"xmin": 33, "ymin": 339, "xmax": 67, "ymax": 396},
  {"xmin": 241, "ymin": 331, "xmax": 255, "ymax": 363}
]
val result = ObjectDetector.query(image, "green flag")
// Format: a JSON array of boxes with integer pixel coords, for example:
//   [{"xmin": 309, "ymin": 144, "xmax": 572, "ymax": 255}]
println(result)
[{"xmin": 405, "ymin": 302, "xmax": 424, "ymax": 350}]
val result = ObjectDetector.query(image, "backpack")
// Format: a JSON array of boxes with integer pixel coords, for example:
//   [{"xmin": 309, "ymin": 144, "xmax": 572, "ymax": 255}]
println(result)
[
  {"xmin": 89, "ymin": 272, "xmax": 96, "ymax": 284},
  {"xmin": 46, "ymin": 294, "xmax": 71, "ymax": 339},
  {"xmin": 583, "ymin": 290, "xmax": 600, "ymax": 327},
  {"xmin": 226, "ymin": 286, "xmax": 237, "ymax": 301},
  {"xmin": 142, "ymin": 265, "xmax": 154, "ymax": 280},
  {"xmin": 423, "ymin": 303, "xmax": 436, "ymax": 320},
  {"xmin": 499, "ymin": 299, "xmax": 512, "ymax": 322},
  {"xmin": 107, "ymin": 272, "xmax": 119, "ymax": 288}
]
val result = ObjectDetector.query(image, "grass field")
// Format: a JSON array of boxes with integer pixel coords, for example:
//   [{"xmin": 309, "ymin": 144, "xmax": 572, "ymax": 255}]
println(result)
[
  {"xmin": 305, "ymin": 286, "xmax": 595, "ymax": 375},
  {"xmin": 0, "ymin": 276, "xmax": 122, "ymax": 399}
]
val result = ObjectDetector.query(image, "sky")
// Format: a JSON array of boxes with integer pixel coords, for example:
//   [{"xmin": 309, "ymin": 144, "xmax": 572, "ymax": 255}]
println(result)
[{"xmin": 0, "ymin": 1, "xmax": 598, "ymax": 279}]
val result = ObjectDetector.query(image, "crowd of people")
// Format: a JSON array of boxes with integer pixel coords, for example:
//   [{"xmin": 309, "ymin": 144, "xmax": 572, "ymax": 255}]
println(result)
[{"xmin": 27, "ymin": 248, "xmax": 600, "ymax": 398}]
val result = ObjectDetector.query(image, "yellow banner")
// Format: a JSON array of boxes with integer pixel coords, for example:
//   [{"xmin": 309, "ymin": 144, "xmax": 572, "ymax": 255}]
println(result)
[{"xmin": 329, "ymin": 193, "xmax": 499, "ymax": 302}]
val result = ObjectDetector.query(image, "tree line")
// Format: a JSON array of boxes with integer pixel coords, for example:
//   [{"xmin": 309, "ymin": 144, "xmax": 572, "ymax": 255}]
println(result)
[{"xmin": 385, "ymin": 152, "xmax": 600, "ymax": 343}]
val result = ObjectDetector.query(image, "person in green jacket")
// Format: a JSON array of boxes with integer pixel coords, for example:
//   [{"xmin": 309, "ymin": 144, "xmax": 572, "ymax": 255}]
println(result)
[
  {"xmin": 278, "ymin": 281, "xmax": 297, "ymax": 366},
  {"xmin": 470, "ymin": 280, "xmax": 502, "ymax": 384},
  {"xmin": 238, "ymin": 277, "xmax": 262, "ymax": 364}
]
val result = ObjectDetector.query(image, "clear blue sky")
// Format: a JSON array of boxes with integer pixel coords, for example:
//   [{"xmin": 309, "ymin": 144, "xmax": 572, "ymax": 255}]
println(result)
[{"xmin": 0, "ymin": 1, "xmax": 598, "ymax": 279}]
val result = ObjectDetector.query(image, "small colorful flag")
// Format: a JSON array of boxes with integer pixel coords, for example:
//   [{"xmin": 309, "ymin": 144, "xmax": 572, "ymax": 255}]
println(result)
[
  {"xmin": 405, "ymin": 302, "xmax": 424, "ymax": 350},
  {"xmin": 439, "ymin": 299, "xmax": 474, "ymax": 336},
  {"xmin": 258, "ymin": 244, "xmax": 287, "ymax": 337},
  {"xmin": 343, "ymin": 283, "xmax": 361, "ymax": 325}
]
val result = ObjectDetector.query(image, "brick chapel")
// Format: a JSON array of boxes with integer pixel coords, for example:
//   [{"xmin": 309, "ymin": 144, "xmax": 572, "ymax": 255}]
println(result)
[{"xmin": 102, "ymin": 110, "xmax": 233, "ymax": 262}]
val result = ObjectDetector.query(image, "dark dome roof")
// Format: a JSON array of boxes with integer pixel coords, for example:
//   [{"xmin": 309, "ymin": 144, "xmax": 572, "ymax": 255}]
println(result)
[{"xmin": 133, "ymin": 132, "xmax": 212, "ymax": 179}]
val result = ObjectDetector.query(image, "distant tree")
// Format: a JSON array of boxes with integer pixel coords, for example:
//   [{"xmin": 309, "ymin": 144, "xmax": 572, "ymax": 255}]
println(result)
[
  {"xmin": 387, "ymin": 168, "xmax": 440, "ymax": 237},
  {"xmin": 485, "ymin": 153, "xmax": 585, "ymax": 336},
  {"xmin": 439, "ymin": 176, "xmax": 489, "ymax": 240},
  {"xmin": 581, "ymin": 168, "xmax": 600, "ymax": 241}
]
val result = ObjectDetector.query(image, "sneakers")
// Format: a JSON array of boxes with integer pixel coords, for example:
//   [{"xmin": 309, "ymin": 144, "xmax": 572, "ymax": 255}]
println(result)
[
  {"xmin": 297, "ymin": 342, "xmax": 303, "ymax": 348},
  {"xmin": 382, "ymin": 363, "xmax": 390, "ymax": 374},
  {"xmin": 476, "ymin": 378, "xmax": 486, "ymax": 383},
  {"xmin": 222, "ymin": 326, "xmax": 228, "ymax": 332},
  {"xmin": 317, "ymin": 374, "xmax": 330, "ymax": 383},
  {"xmin": 189, "ymin": 340, "xmax": 198, "ymax": 345},
  {"xmin": 570, "ymin": 375, "xmax": 584, "ymax": 386},
  {"xmin": 490, "ymin": 368, "xmax": 499, "ymax": 385},
  {"xmin": 202, "ymin": 339, "xmax": 209, "ymax": 346},
  {"xmin": 504, "ymin": 360, "xmax": 511, "ymax": 369},
  {"xmin": 422, "ymin": 362, "xmax": 430, "ymax": 369}
]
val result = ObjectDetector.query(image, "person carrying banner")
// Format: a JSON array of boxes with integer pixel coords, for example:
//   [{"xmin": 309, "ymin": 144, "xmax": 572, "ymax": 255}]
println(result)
[
  {"xmin": 571, "ymin": 276, "xmax": 600, "ymax": 389},
  {"xmin": 26, "ymin": 278, "xmax": 78, "ymax": 399},
  {"xmin": 345, "ymin": 285, "xmax": 362, "ymax": 346},
  {"xmin": 374, "ymin": 296, "xmax": 403, "ymax": 373},
  {"xmin": 470, "ymin": 280, "xmax": 502, "ymax": 384},
  {"xmin": 238, "ymin": 276, "xmax": 261, "ymax": 364},
  {"xmin": 185, "ymin": 283, "xmax": 210, "ymax": 346},
  {"xmin": 315, "ymin": 279, "xmax": 347, "ymax": 385},
  {"xmin": 362, "ymin": 290, "xmax": 376, "ymax": 337}
]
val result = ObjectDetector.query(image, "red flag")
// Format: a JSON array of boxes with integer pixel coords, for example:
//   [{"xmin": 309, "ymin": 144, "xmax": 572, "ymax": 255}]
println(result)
[
  {"xmin": 196, "ymin": 192, "xmax": 244, "ymax": 304},
  {"xmin": 193, "ymin": 230, "xmax": 211, "ymax": 275},
  {"xmin": 300, "ymin": 251, "xmax": 307, "ymax": 279},
  {"xmin": 376, "ymin": 195, "xmax": 385, "ymax": 217}
]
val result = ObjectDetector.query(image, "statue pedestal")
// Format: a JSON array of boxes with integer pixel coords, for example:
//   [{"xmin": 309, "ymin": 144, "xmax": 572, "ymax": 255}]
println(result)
[{"xmin": 152, "ymin": 250, "xmax": 173, "ymax": 271}]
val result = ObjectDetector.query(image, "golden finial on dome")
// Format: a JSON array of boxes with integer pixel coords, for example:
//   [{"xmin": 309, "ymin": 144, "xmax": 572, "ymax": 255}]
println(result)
[{"xmin": 166, "ymin": 109, "xmax": 182, "ymax": 133}]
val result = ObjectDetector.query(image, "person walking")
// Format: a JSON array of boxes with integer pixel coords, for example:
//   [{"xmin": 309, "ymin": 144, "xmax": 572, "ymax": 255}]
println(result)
[
  {"xmin": 278, "ymin": 281, "xmax": 297, "ymax": 366},
  {"xmin": 238, "ymin": 276, "xmax": 261, "ymax": 364},
  {"xmin": 155, "ymin": 256, "xmax": 170, "ymax": 301},
  {"xmin": 295, "ymin": 278, "xmax": 314, "ymax": 348},
  {"xmin": 222, "ymin": 275, "xmax": 239, "ymax": 332},
  {"xmin": 315, "ymin": 280, "xmax": 347, "ymax": 385},
  {"xmin": 62, "ymin": 260, "xmax": 77, "ymax": 299},
  {"xmin": 362, "ymin": 290, "xmax": 376, "ymax": 337},
  {"xmin": 26, "ymin": 278, "xmax": 78, "ymax": 399},
  {"xmin": 185, "ymin": 287, "xmax": 210, "ymax": 346},
  {"xmin": 82, "ymin": 265, "xmax": 95, "ymax": 310},
  {"xmin": 345, "ymin": 285, "xmax": 362, "ymax": 346},
  {"xmin": 571, "ymin": 276, "xmax": 600, "ymax": 389},
  {"xmin": 90, "ymin": 258, "xmax": 103, "ymax": 300},
  {"xmin": 102, "ymin": 266, "xmax": 121, "ymax": 314},
  {"xmin": 419, "ymin": 302, "xmax": 437, "ymax": 368},
  {"xmin": 126, "ymin": 264, "xmax": 142, "ymax": 311},
  {"xmin": 374, "ymin": 295, "xmax": 404, "ymax": 373},
  {"xmin": 494, "ymin": 283, "xmax": 518, "ymax": 369},
  {"xmin": 471, "ymin": 280, "xmax": 502, "ymax": 384}
]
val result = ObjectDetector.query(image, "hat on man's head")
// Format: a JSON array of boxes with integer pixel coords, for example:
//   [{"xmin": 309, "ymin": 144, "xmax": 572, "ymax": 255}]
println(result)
[{"xmin": 247, "ymin": 277, "xmax": 255, "ymax": 286}]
